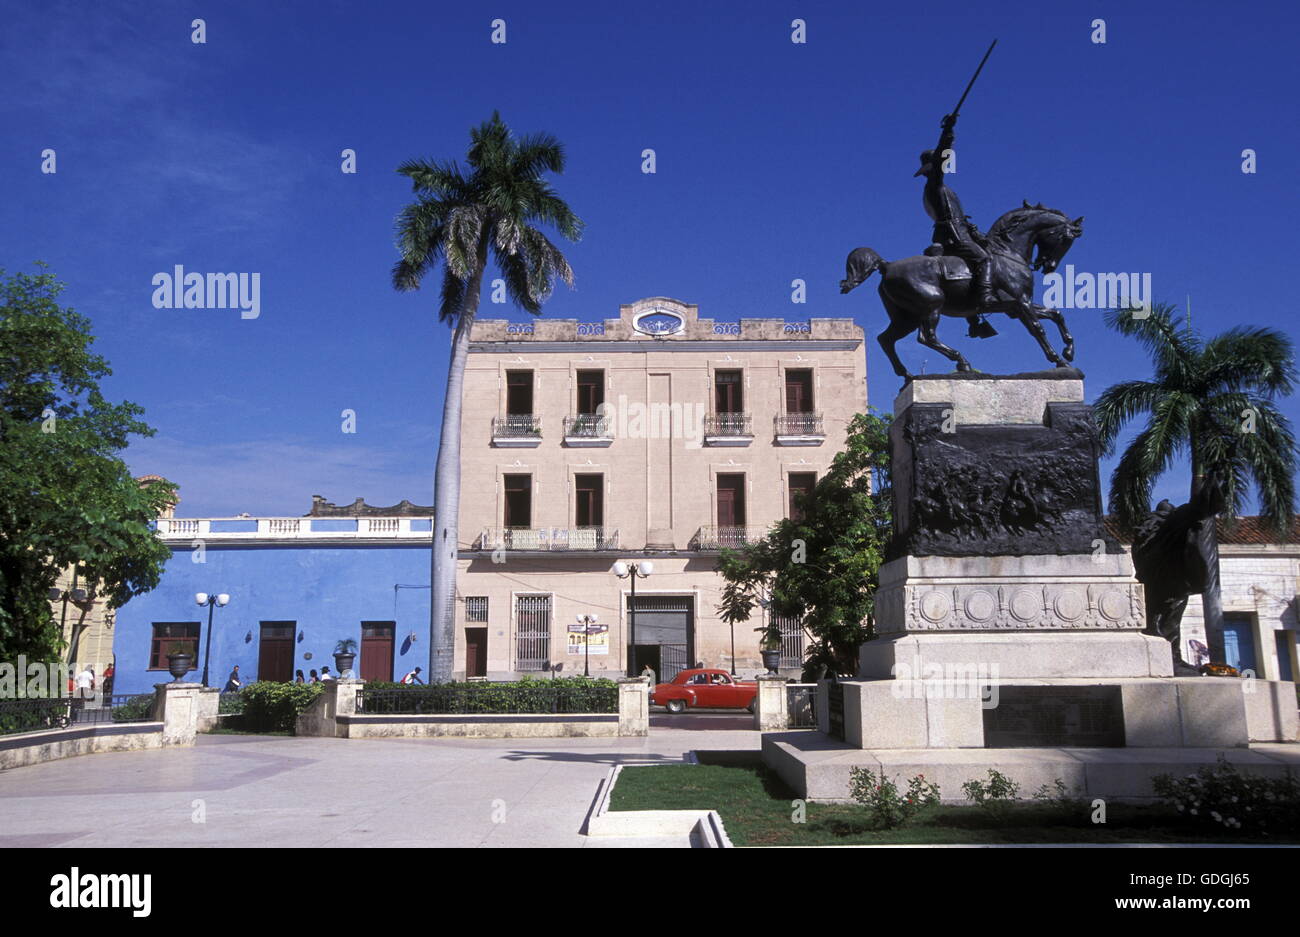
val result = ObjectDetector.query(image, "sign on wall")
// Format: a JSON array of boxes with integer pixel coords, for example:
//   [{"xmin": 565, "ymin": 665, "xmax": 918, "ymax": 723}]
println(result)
[{"xmin": 567, "ymin": 623, "xmax": 609, "ymax": 655}]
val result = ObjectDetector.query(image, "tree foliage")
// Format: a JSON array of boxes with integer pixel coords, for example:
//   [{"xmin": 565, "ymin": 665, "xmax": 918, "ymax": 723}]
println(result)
[
  {"xmin": 717, "ymin": 412, "xmax": 892, "ymax": 678},
  {"xmin": 0, "ymin": 266, "xmax": 176, "ymax": 661},
  {"xmin": 1094, "ymin": 302, "xmax": 1297, "ymax": 534}
]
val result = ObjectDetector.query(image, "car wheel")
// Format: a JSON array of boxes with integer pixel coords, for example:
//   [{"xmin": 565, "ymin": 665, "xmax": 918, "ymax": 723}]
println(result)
[
  {"xmin": 665, "ymin": 699, "xmax": 687, "ymax": 714},
  {"xmin": 746, "ymin": 701, "xmax": 756, "ymax": 714}
]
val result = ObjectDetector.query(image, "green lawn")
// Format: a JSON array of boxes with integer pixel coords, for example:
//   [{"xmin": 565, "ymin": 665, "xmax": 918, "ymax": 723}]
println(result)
[{"xmin": 609, "ymin": 764, "xmax": 1300, "ymax": 846}]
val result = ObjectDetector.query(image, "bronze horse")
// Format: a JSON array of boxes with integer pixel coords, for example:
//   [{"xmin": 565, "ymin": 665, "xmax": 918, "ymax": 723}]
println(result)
[{"xmin": 841, "ymin": 203, "xmax": 1084, "ymax": 380}]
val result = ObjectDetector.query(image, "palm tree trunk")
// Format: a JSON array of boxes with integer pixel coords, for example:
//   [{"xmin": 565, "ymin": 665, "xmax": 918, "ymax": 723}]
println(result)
[
  {"xmin": 428, "ymin": 248, "xmax": 486, "ymax": 683},
  {"xmin": 1191, "ymin": 435, "xmax": 1226, "ymax": 665}
]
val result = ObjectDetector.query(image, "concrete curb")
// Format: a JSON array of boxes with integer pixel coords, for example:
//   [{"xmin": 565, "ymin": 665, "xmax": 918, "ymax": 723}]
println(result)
[{"xmin": 583, "ymin": 764, "xmax": 734, "ymax": 848}]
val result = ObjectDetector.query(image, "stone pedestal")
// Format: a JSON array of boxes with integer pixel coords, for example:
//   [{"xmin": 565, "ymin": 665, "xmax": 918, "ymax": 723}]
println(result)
[
  {"xmin": 754, "ymin": 675, "xmax": 788, "ymax": 732},
  {"xmin": 153, "ymin": 682, "xmax": 202, "ymax": 745},
  {"xmin": 763, "ymin": 371, "xmax": 1299, "ymax": 801},
  {"xmin": 617, "ymin": 677, "xmax": 650, "ymax": 737}
]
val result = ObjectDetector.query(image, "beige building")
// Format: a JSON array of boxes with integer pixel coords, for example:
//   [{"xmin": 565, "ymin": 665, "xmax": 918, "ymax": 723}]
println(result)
[{"xmin": 453, "ymin": 297, "xmax": 867, "ymax": 681}]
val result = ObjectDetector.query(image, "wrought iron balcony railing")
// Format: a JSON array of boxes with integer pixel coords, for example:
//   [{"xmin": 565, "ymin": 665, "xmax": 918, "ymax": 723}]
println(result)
[
  {"xmin": 689, "ymin": 525, "xmax": 768, "ymax": 550},
  {"xmin": 562, "ymin": 414, "xmax": 612, "ymax": 438},
  {"xmin": 703, "ymin": 413, "xmax": 752, "ymax": 436},
  {"xmin": 491, "ymin": 415, "xmax": 541, "ymax": 438},
  {"xmin": 478, "ymin": 527, "xmax": 619, "ymax": 551},
  {"xmin": 774, "ymin": 412, "xmax": 824, "ymax": 436}
]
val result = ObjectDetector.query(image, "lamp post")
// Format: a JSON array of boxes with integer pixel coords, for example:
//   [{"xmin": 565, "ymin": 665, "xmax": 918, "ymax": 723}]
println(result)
[
  {"xmin": 612, "ymin": 561, "xmax": 653, "ymax": 677},
  {"xmin": 576, "ymin": 613, "xmax": 599, "ymax": 677},
  {"xmin": 195, "ymin": 592, "xmax": 230, "ymax": 687}
]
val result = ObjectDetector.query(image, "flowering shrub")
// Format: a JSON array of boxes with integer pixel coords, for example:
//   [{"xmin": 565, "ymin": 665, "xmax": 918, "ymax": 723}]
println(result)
[
  {"xmin": 961, "ymin": 769, "xmax": 1020, "ymax": 815},
  {"xmin": 1152, "ymin": 756, "xmax": 1300, "ymax": 836},
  {"xmin": 849, "ymin": 768, "xmax": 942, "ymax": 829}
]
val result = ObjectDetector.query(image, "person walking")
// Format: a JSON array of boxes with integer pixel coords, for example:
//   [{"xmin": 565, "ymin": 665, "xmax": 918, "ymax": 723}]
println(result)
[
  {"xmin": 102, "ymin": 662, "xmax": 115, "ymax": 699},
  {"xmin": 74, "ymin": 665, "xmax": 95, "ymax": 700},
  {"xmin": 308, "ymin": 669, "xmax": 319, "ymax": 684},
  {"xmin": 223, "ymin": 665, "xmax": 242, "ymax": 693},
  {"xmin": 319, "ymin": 666, "xmax": 335, "ymax": 682},
  {"xmin": 294, "ymin": 669, "xmax": 305, "ymax": 684}
]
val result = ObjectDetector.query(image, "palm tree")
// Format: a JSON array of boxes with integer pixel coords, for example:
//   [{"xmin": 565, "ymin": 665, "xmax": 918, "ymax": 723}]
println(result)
[
  {"xmin": 392, "ymin": 112, "xmax": 583, "ymax": 682},
  {"xmin": 1094, "ymin": 302, "xmax": 1298, "ymax": 662}
]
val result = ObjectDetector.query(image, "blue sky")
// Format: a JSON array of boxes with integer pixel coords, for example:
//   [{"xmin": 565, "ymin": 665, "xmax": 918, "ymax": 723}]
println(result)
[{"xmin": 2, "ymin": 0, "xmax": 1297, "ymax": 517}]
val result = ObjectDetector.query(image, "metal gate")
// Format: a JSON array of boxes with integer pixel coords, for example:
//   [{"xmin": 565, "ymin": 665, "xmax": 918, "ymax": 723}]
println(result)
[
  {"xmin": 773, "ymin": 614, "xmax": 805, "ymax": 672},
  {"xmin": 514, "ymin": 594, "xmax": 551, "ymax": 672},
  {"xmin": 628, "ymin": 595, "xmax": 693, "ymax": 683}
]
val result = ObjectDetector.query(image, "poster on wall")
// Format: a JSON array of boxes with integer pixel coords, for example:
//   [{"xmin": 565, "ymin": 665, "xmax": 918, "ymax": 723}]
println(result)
[{"xmin": 567, "ymin": 623, "xmax": 609, "ymax": 655}]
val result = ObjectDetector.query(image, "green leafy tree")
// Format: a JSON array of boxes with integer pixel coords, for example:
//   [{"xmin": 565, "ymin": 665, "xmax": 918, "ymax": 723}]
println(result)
[
  {"xmin": 1094, "ymin": 302, "xmax": 1298, "ymax": 660},
  {"xmin": 392, "ymin": 113, "xmax": 583, "ymax": 683},
  {"xmin": 0, "ymin": 266, "xmax": 176, "ymax": 662},
  {"xmin": 717, "ymin": 412, "xmax": 892, "ymax": 678}
]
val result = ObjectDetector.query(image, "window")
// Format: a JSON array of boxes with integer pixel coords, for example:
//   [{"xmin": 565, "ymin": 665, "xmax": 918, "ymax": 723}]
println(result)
[
  {"xmin": 788, "ymin": 472, "xmax": 817, "ymax": 522},
  {"xmin": 575, "ymin": 474, "xmax": 604, "ymax": 527},
  {"xmin": 506, "ymin": 370, "xmax": 533, "ymax": 415},
  {"xmin": 515, "ymin": 595, "xmax": 552, "ymax": 671},
  {"xmin": 576, "ymin": 370, "xmax": 604, "ymax": 415},
  {"xmin": 785, "ymin": 369, "xmax": 814, "ymax": 413},
  {"xmin": 465, "ymin": 596, "xmax": 489, "ymax": 623},
  {"xmin": 716, "ymin": 474, "xmax": 747, "ymax": 527},
  {"xmin": 149, "ymin": 622, "xmax": 199, "ymax": 670},
  {"xmin": 714, "ymin": 370, "xmax": 743, "ymax": 413},
  {"xmin": 504, "ymin": 474, "xmax": 532, "ymax": 527}
]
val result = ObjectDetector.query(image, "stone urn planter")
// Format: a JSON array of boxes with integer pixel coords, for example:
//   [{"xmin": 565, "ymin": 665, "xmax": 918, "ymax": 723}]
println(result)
[
  {"xmin": 333, "ymin": 638, "xmax": 358, "ymax": 678},
  {"xmin": 166, "ymin": 651, "xmax": 193, "ymax": 682},
  {"xmin": 760, "ymin": 648, "xmax": 781, "ymax": 674}
]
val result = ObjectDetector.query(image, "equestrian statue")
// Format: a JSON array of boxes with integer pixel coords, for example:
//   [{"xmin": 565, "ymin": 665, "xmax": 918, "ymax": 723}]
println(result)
[{"xmin": 841, "ymin": 40, "xmax": 1084, "ymax": 381}]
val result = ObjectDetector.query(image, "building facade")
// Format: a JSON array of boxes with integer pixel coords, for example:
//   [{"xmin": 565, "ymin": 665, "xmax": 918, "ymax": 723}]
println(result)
[
  {"xmin": 111, "ymin": 503, "xmax": 433, "ymax": 697},
  {"xmin": 453, "ymin": 297, "xmax": 867, "ymax": 681}
]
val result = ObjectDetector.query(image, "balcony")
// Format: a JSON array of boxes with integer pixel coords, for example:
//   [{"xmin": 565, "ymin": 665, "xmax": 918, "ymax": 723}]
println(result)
[
  {"xmin": 690, "ymin": 525, "xmax": 769, "ymax": 551},
  {"xmin": 703, "ymin": 413, "xmax": 753, "ymax": 447},
  {"xmin": 478, "ymin": 527, "xmax": 620, "ymax": 552},
  {"xmin": 562, "ymin": 414, "xmax": 613, "ymax": 447},
  {"xmin": 491, "ymin": 414, "xmax": 542, "ymax": 447},
  {"xmin": 774, "ymin": 412, "xmax": 825, "ymax": 446}
]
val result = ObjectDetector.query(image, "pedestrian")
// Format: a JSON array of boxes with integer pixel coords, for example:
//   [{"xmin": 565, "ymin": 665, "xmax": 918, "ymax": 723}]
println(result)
[
  {"xmin": 74, "ymin": 665, "xmax": 95, "ymax": 700},
  {"xmin": 320, "ymin": 666, "xmax": 335, "ymax": 682},
  {"xmin": 308, "ymin": 669, "xmax": 319, "ymax": 684},
  {"xmin": 294, "ymin": 669, "xmax": 305, "ymax": 684},
  {"xmin": 640, "ymin": 663, "xmax": 656, "ymax": 687},
  {"xmin": 223, "ymin": 665, "xmax": 242, "ymax": 693},
  {"xmin": 400, "ymin": 666, "xmax": 424, "ymax": 685},
  {"xmin": 102, "ymin": 662, "xmax": 115, "ymax": 699}
]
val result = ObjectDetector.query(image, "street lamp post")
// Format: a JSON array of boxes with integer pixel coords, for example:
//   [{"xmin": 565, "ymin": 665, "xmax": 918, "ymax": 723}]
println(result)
[
  {"xmin": 194, "ymin": 592, "xmax": 230, "ymax": 687},
  {"xmin": 575, "ymin": 613, "xmax": 599, "ymax": 677},
  {"xmin": 612, "ymin": 561, "xmax": 653, "ymax": 677}
]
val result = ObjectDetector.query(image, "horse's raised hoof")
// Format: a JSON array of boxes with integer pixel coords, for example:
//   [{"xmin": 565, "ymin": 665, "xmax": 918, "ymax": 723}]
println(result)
[
  {"xmin": 1063, "ymin": 344, "xmax": 1076, "ymax": 362},
  {"xmin": 1054, "ymin": 360, "xmax": 1071, "ymax": 369}
]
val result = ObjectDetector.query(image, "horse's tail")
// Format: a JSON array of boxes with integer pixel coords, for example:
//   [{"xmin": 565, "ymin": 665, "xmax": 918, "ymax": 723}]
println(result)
[{"xmin": 840, "ymin": 247, "xmax": 887, "ymax": 293}]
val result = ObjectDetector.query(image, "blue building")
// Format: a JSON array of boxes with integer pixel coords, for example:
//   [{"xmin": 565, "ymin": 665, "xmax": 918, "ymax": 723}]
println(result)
[{"xmin": 112, "ymin": 500, "xmax": 432, "ymax": 696}]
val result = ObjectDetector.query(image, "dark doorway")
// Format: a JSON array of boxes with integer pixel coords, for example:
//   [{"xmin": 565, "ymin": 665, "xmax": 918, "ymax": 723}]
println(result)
[
  {"xmin": 788, "ymin": 472, "xmax": 817, "ymax": 522},
  {"xmin": 506, "ymin": 370, "xmax": 533, "ymax": 415},
  {"xmin": 504, "ymin": 474, "xmax": 532, "ymax": 527},
  {"xmin": 465, "ymin": 628, "xmax": 488, "ymax": 678},
  {"xmin": 576, "ymin": 370, "xmax": 604, "ymax": 414},
  {"xmin": 575, "ymin": 474, "xmax": 604, "ymax": 527},
  {"xmin": 785, "ymin": 369, "xmax": 814, "ymax": 412},
  {"xmin": 257, "ymin": 622, "xmax": 295, "ymax": 682},
  {"xmin": 360, "ymin": 621, "xmax": 395, "ymax": 682},
  {"xmin": 714, "ymin": 370, "xmax": 743, "ymax": 413},
  {"xmin": 629, "ymin": 595, "xmax": 693, "ymax": 683},
  {"xmin": 716, "ymin": 474, "xmax": 746, "ymax": 527}
]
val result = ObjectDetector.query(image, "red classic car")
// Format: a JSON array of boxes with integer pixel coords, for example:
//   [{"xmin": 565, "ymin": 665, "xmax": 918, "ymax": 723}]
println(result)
[{"xmin": 651, "ymin": 668, "xmax": 758, "ymax": 713}]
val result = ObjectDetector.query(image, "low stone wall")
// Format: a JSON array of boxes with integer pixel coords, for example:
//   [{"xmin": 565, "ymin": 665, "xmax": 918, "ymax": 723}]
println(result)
[
  {"xmin": 297, "ymin": 678, "xmax": 650, "ymax": 739},
  {"xmin": 0, "ymin": 681, "xmax": 204, "ymax": 772},
  {"xmin": 0, "ymin": 722, "xmax": 165, "ymax": 771}
]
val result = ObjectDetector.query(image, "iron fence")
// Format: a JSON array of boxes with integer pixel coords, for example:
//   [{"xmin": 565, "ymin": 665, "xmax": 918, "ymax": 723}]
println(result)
[
  {"xmin": 690, "ymin": 525, "xmax": 767, "ymax": 550},
  {"xmin": 563, "ymin": 414, "xmax": 612, "ymax": 438},
  {"xmin": 356, "ymin": 682, "xmax": 619, "ymax": 715},
  {"xmin": 0, "ymin": 694, "xmax": 156, "ymax": 735},
  {"xmin": 786, "ymin": 683, "xmax": 818, "ymax": 728},
  {"xmin": 491, "ymin": 414, "xmax": 542, "ymax": 438},
  {"xmin": 774, "ymin": 412, "xmax": 824, "ymax": 436},
  {"xmin": 704, "ymin": 413, "xmax": 752, "ymax": 436}
]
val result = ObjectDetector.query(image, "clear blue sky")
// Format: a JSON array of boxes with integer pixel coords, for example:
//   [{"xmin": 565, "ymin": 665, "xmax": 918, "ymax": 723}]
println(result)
[{"xmin": 3, "ymin": 0, "xmax": 1296, "ymax": 517}]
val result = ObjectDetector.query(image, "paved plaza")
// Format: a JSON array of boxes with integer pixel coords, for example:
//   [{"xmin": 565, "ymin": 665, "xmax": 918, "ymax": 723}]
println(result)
[{"xmin": 0, "ymin": 714, "xmax": 759, "ymax": 848}]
